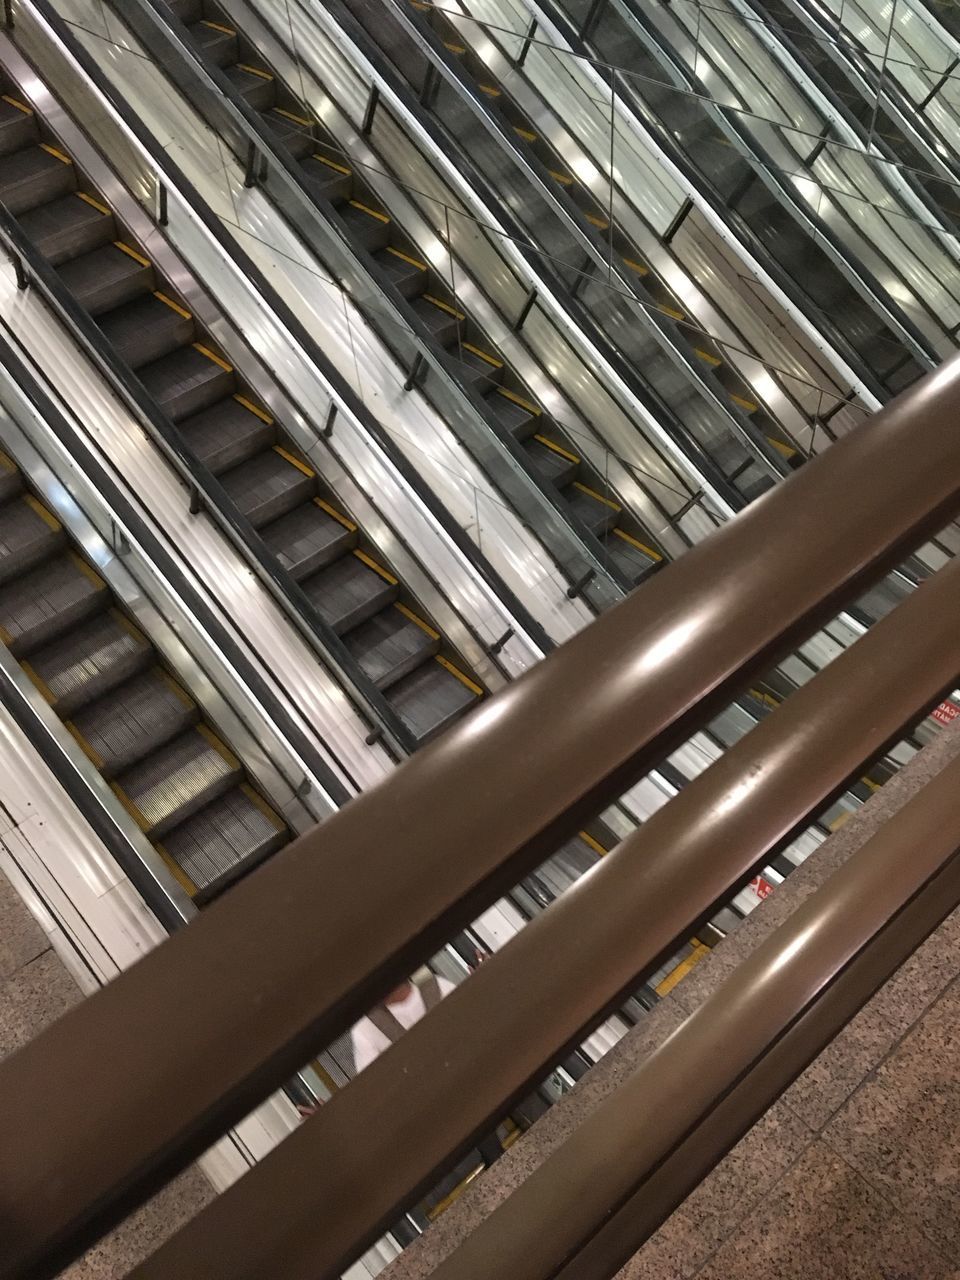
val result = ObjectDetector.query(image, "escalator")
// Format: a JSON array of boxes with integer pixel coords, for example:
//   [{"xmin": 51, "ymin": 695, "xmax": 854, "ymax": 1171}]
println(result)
[
  {"xmin": 0, "ymin": 63, "xmax": 487, "ymax": 746},
  {"xmin": 0, "ymin": 447, "xmax": 291, "ymax": 896},
  {"xmin": 148, "ymin": 0, "xmax": 673, "ymax": 583},
  {"xmin": 504, "ymin": 0, "xmax": 938, "ymax": 399}
]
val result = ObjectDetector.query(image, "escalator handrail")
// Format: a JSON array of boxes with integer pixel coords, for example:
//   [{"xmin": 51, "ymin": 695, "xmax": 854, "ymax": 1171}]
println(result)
[
  {"xmin": 14, "ymin": 0, "xmax": 555, "ymax": 666},
  {"xmin": 3, "ymin": 344, "xmax": 960, "ymax": 1280}
]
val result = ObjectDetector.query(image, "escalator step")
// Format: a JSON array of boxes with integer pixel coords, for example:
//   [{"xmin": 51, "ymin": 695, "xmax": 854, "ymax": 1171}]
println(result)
[
  {"xmin": 17, "ymin": 191, "xmax": 115, "ymax": 266},
  {"xmin": 301, "ymin": 552, "xmax": 398, "ymax": 634},
  {"xmin": 387, "ymin": 659, "xmax": 479, "ymax": 744},
  {"xmin": 159, "ymin": 785, "xmax": 288, "ymax": 891},
  {"xmin": 57, "ymin": 242, "xmax": 154, "ymax": 317},
  {"xmin": 339, "ymin": 200, "xmax": 392, "ymax": 251},
  {"xmin": 485, "ymin": 388, "xmax": 539, "ymax": 438},
  {"xmin": 162, "ymin": 0, "xmax": 202, "ymax": 20},
  {"xmin": 410, "ymin": 295, "xmax": 462, "ymax": 347},
  {"xmin": 98, "ymin": 292, "xmax": 195, "ymax": 369},
  {"xmin": 300, "ymin": 154, "xmax": 353, "ymax": 204},
  {"xmin": 0, "ymin": 494, "xmax": 62, "ymax": 583},
  {"xmin": 23, "ymin": 609, "xmax": 152, "ymax": 715},
  {"xmin": 344, "ymin": 605, "xmax": 439, "ymax": 689},
  {"xmin": 223, "ymin": 64, "xmax": 277, "ymax": 112},
  {"xmin": 113, "ymin": 725, "xmax": 242, "ymax": 838},
  {"xmin": 68, "ymin": 666, "xmax": 196, "ymax": 777},
  {"xmin": 453, "ymin": 344, "xmax": 504, "ymax": 390},
  {"xmin": 188, "ymin": 20, "xmax": 240, "ymax": 67},
  {"xmin": 0, "ymin": 95, "xmax": 38, "ymax": 157},
  {"xmin": 219, "ymin": 449, "xmax": 315, "ymax": 527},
  {"xmin": 566, "ymin": 484, "xmax": 620, "ymax": 537},
  {"xmin": 177, "ymin": 396, "xmax": 274, "ymax": 473},
  {"xmin": 261, "ymin": 499, "xmax": 356, "ymax": 580},
  {"xmin": 262, "ymin": 108, "xmax": 316, "ymax": 160},
  {"xmin": 0, "ymin": 143, "xmax": 76, "ymax": 216},
  {"xmin": 138, "ymin": 342, "xmax": 235, "ymax": 422},
  {"xmin": 0, "ymin": 451, "xmax": 20, "ymax": 504},
  {"xmin": 376, "ymin": 246, "xmax": 429, "ymax": 299},
  {"xmin": 0, "ymin": 552, "xmax": 108, "ymax": 655},
  {"xmin": 523, "ymin": 437, "xmax": 579, "ymax": 488},
  {"xmin": 601, "ymin": 529, "xmax": 660, "ymax": 584}
]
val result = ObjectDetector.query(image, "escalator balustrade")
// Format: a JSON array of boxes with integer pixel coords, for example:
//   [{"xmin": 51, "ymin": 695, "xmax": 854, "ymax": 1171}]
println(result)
[
  {"xmin": 158, "ymin": 0, "xmax": 666, "ymax": 582},
  {"xmin": 0, "ymin": 450, "xmax": 290, "ymax": 894},
  {"xmin": 0, "ymin": 66, "xmax": 484, "ymax": 744}
]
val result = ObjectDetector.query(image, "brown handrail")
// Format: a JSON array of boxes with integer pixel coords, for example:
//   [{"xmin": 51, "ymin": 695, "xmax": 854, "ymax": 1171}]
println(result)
[
  {"xmin": 426, "ymin": 748, "xmax": 960, "ymax": 1280},
  {"xmin": 1, "ymin": 358, "xmax": 960, "ymax": 1280},
  {"xmin": 128, "ymin": 540, "xmax": 960, "ymax": 1280}
]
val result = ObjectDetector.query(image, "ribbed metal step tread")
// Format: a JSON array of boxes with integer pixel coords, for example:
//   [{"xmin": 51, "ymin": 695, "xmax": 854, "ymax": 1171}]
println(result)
[
  {"xmin": 177, "ymin": 396, "xmax": 273, "ymax": 473},
  {"xmin": 344, "ymin": 605, "xmax": 439, "ymax": 689},
  {"xmin": 452, "ymin": 345, "xmax": 503, "ymax": 390},
  {"xmin": 387, "ymin": 659, "xmax": 479, "ymax": 743},
  {"xmin": 302, "ymin": 552, "xmax": 398, "ymax": 634},
  {"xmin": 262, "ymin": 109, "xmax": 315, "ymax": 159},
  {"xmin": 137, "ymin": 343, "xmax": 234, "ymax": 423},
  {"xmin": 220, "ymin": 450, "xmax": 314, "ymax": 527},
  {"xmin": 0, "ymin": 144, "xmax": 75, "ymax": 216},
  {"xmin": 223, "ymin": 64, "xmax": 276, "ymax": 112},
  {"xmin": 164, "ymin": 0, "xmax": 202, "ymax": 22},
  {"xmin": 160, "ymin": 786, "xmax": 289, "ymax": 891},
  {"xmin": 0, "ymin": 495, "xmax": 62, "ymax": 583},
  {"xmin": 410, "ymin": 296, "xmax": 460, "ymax": 347},
  {"xmin": 374, "ymin": 246, "xmax": 428, "ymax": 298},
  {"xmin": 114, "ymin": 726, "xmax": 241, "ymax": 837},
  {"xmin": 299, "ymin": 154, "xmax": 353, "ymax": 203},
  {"xmin": 188, "ymin": 20, "xmax": 239, "ymax": 66},
  {"xmin": 261, "ymin": 500, "xmax": 356, "ymax": 580},
  {"xmin": 0, "ymin": 552, "xmax": 107, "ymax": 656},
  {"xmin": 57, "ymin": 243, "xmax": 153, "ymax": 317},
  {"xmin": 601, "ymin": 531, "xmax": 660, "ymax": 583},
  {"xmin": 565, "ymin": 485, "xmax": 619, "ymax": 537},
  {"xmin": 0, "ymin": 96, "xmax": 38, "ymax": 158},
  {"xmin": 17, "ymin": 191, "xmax": 115, "ymax": 266},
  {"xmin": 24, "ymin": 609, "xmax": 152, "ymax": 714},
  {"xmin": 484, "ymin": 390, "xmax": 538, "ymax": 438},
  {"xmin": 70, "ymin": 667, "xmax": 197, "ymax": 777},
  {"xmin": 523, "ymin": 436, "xmax": 579, "ymax": 488},
  {"xmin": 338, "ymin": 201, "xmax": 392, "ymax": 251},
  {"xmin": 98, "ymin": 293, "xmax": 194, "ymax": 370}
]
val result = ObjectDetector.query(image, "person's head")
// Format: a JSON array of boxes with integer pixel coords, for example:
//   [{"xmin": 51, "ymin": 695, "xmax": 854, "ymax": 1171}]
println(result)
[{"xmin": 385, "ymin": 980, "xmax": 413, "ymax": 1006}]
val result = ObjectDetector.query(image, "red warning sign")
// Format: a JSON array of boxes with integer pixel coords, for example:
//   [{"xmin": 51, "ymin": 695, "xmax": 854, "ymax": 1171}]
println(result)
[
  {"xmin": 750, "ymin": 875, "xmax": 775, "ymax": 900},
  {"xmin": 932, "ymin": 701, "xmax": 960, "ymax": 726}
]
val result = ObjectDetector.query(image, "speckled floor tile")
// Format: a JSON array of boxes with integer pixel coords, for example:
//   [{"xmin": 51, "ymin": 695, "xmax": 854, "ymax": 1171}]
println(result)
[
  {"xmin": 0, "ymin": 871, "xmax": 48, "ymax": 983},
  {"xmin": 0, "ymin": 949, "xmax": 82, "ymax": 1055},
  {"xmin": 823, "ymin": 978, "xmax": 960, "ymax": 1259},
  {"xmin": 786, "ymin": 905, "xmax": 960, "ymax": 1129},
  {"xmin": 616, "ymin": 1100, "xmax": 812, "ymax": 1280},
  {"xmin": 695, "ymin": 1140, "xmax": 955, "ymax": 1279}
]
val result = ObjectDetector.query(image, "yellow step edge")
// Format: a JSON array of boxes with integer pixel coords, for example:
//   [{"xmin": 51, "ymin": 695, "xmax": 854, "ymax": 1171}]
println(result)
[
  {"xmin": 23, "ymin": 494, "xmax": 61, "ymax": 532},
  {"xmin": 239, "ymin": 782, "xmax": 287, "ymax": 832},
  {"xmin": 349, "ymin": 199, "xmax": 389, "ymax": 223},
  {"xmin": 496, "ymin": 386, "xmax": 540, "ymax": 414},
  {"xmin": 111, "ymin": 783, "xmax": 149, "ymax": 832},
  {"xmin": 532, "ymin": 433, "xmax": 579, "ymax": 464},
  {"xmin": 0, "ymin": 623, "xmax": 11, "ymax": 646},
  {"xmin": 611, "ymin": 527, "xmax": 662, "ymax": 560},
  {"xmin": 659, "ymin": 304, "xmax": 685, "ymax": 322},
  {"xmin": 114, "ymin": 241, "xmax": 151, "ymax": 269},
  {"xmin": 314, "ymin": 496, "xmax": 357, "ymax": 532},
  {"xmin": 585, "ymin": 212, "xmax": 609, "ymax": 230},
  {"xmin": 622, "ymin": 257, "xmax": 649, "ymax": 277},
  {"xmin": 201, "ymin": 19, "xmax": 236, "ymax": 34},
  {"xmin": 64, "ymin": 722, "xmax": 105, "ymax": 771},
  {"xmin": 236, "ymin": 63, "xmax": 274, "ymax": 80},
  {"xmin": 233, "ymin": 393, "xmax": 273, "ymax": 426},
  {"xmin": 312, "ymin": 153, "xmax": 351, "ymax": 176},
  {"xmin": 435, "ymin": 654, "xmax": 483, "ymax": 697},
  {"xmin": 461, "ymin": 341, "xmax": 503, "ymax": 369},
  {"xmin": 422, "ymin": 293, "xmax": 465, "ymax": 321},
  {"xmin": 385, "ymin": 245, "xmax": 427, "ymax": 272},
  {"xmin": 749, "ymin": 687, "xmax": 780, "ymax": 710},
  {"xmin": 656, "ymin": 941, "xmax": 710, "ymax": 997},
  {"xmin": 2, "ymin": 94, "xmax": 33, "ymax": 116},
  {"xmin": 353, "ymin": 548, "xmax": 398, "ymax": 586},
  {"xmin": 114, "ymin": 609, "xmax": 149, "ymax": 648},
  {"xmin": 71, "ymin": 552, "xmax": 106, "ymax": 590},
  {"xmin": 273, "ymin": 107, "xmax": 313, "ymax": 127},
  {"xmin": 767, "ymin": 435, "xmax": 798, "ymax": 460},
  {"xmin": 394, "ymin": 600, "xmax": 440, "ymax": 641},
  {"xmin": 158, "ymin": 668, "xmax": 196, "ymax": 712},
  {"xmin": 730, "ymin": 392, "xmax": 758, "ymax": 414},
  {"xmin": 548, "ymin": 169, "xmax": 574, "ymax": 187},
  {"xmin": 444, "ymin": 41, "xmax": 466, "ymax": 53},
  {"xmin": 192, "ymin": 343, "xmax": 232, "ymax": 373},
  {"xmin": 196, "ymin": 722, "xmax": 241, "ymax": 771},
  {"xmin": 572, "ymin": 481, "xmax": 620, "ymax": 512},
  {"xmin": 513, "ymin": 125, "xmax": 537, "ymax": 142},
  {"xmin": 427, "ymin": 1165, "xmax": 485, "ymax": 1221},
  {"xmin": 0, "ymin": 447, "xmax": 16, "ymax": 474},
  {"xmin": 478, "ymin": 83, "xmax": 501, "ymax": 97},
  {"xmin": 153, "ymin": 842, "xmax": 198, "ymax": 897},
  {"xmin": 829, "ymin": 811, "xmax": 852, "ymax": 832},
  {"xmin": 20, "ymin": 661, "xmax": 55, "ymax": 706},
  {"xmin": 40, "ymin": 143, "xmax": 72, "ymax": 166},
  {"xmin": 273, "ymin": 444, "xmax": 315, "ymax": 478},
  {"xmin": 578, "ymin": 831, "xmax": 607, "ymax": 858},
  {"xmin": 76, "ymin": 191, "xmax": 111, "ymax": 216},
  {"xmin": 694, "ymin": 347, "xmax": 722, "ymax": 367},
  {"xmin": 154, "ymin": 291, "xmax": 191, "ymax": 320}
]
